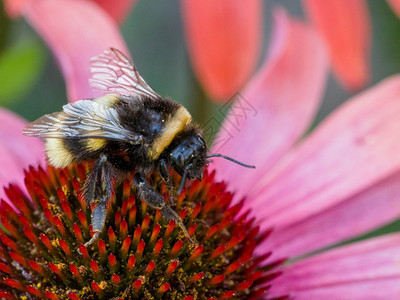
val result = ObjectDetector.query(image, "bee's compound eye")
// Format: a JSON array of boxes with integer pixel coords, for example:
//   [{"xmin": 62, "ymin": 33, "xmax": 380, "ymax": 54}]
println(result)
[{"xmin": 171, "ymin": 151, "xmax": 185, "ymax": 168}]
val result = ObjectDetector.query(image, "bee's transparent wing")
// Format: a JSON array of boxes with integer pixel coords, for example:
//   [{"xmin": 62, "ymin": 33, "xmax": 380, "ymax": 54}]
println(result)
[
  {"xmin": 90, "ymin": 48, "xmax": 160, "ymax": 99},
  {"xmin": 23, "ymin": 100, "xmax": 143, "ymax": 144}
]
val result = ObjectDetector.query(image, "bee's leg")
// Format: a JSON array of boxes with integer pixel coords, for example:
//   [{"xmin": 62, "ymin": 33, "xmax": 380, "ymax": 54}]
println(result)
[
  {"xmin": 159, "ymin": 159, "xmax": 172, "ymax": 191},
  {"xmin": 84, "ymin": 155, "xmax": 112, "ymax": 247},
  {"xmin": 133, "ymin": 173, "xmax": 195, "ymax": 243},
  {"xmin": 160, "ymin": 206, "xmax": 195, "ymax": 243},
  {"xmin": 85, "ymin": 201, "xmax": 107, "ymax": 246},
  {"xmin": 159, "ymin": 159, "xmax": 176, "ymax": 204}
]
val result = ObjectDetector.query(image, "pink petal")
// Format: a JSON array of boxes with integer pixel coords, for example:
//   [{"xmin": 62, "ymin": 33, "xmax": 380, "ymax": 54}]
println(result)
[
  {"xmin": 181, "ymin": 0, "xmax": 262, "ymax": 101},
  {"xmin": 92, "ymin": 0, "xmax": 137, "ymax": 24},
  {"xmin": 24, "ymin": 0, "xmax": 128, "ymax": 102},
  {"xmin": 269, "ymin": 234, "xmax": 400, "ymax": 299},
  {"xmin": 387, "ymin": 0, "xmax": 400, "ymax": 17},
  {"xmin": 303, "ymin": 0, "xmax": 371, "ymax": 91},
  {"xmin": 262, "ymin": 170, "xmax": 400, "ymax": 259},
  {"xmin": 210, "ymin": 8, "xmax": 328, "ymax": 200},
  {"xmin": 3, "ymin": 0, "xmax": 136, "ymax": 22},
  {"xmin": 0, "ymin": 108, "xmax": 44, "ymax": 203},
  {"xmin": 0, "ymin": 145, "xmax": 23, "ymax": 203},
  {"xmin": 3, "ymin": 0, "xmax": 30, "ymax": 17},
  {"xmin": 250, "ymin": 75, "xmax": 400, "ymax": 231}
]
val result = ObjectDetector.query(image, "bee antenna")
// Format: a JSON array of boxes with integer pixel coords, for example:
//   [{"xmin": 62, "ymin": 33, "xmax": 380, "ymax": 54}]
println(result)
[{"xmin": 205, "ymin": 153, "xmax": 255, "ymax": 169}]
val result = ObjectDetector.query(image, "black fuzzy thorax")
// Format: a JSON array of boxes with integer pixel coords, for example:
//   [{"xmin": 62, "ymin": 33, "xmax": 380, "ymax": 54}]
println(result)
[{"xmin": 103, "ymin": 96, "xmax": 181, "ymax": 173}]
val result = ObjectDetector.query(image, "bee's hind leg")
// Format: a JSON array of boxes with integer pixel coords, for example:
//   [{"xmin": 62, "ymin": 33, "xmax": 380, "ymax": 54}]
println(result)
[
  {"xmin": 133, "ymin": 173, "xmax": 196, "ymax": 244},
  {"xmin": 84, "ymin": 155, "xmax": 112, "ymax": 247},
  {"xmin": 85, "ymin": 201, "xmax": 107, "ymax": 247}
]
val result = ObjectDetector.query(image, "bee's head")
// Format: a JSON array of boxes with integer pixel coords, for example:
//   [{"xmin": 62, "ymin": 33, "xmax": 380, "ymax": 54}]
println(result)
[
  {"xmin": 168, "ymin": 125, "xmax": 255, "ymax": 196},
  {"xmin": 169, "ymin": 134, "xmax": 206, "ymax": 180}
]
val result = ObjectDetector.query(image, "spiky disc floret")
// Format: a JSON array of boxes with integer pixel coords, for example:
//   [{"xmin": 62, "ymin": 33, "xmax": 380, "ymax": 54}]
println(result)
[{"xmin": 0, "ymin": 164, "xmax": 284, "ymax": 299}]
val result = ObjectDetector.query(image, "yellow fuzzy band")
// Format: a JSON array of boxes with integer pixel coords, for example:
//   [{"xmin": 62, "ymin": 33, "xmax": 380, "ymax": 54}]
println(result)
[
  {"xmin": 45, "ymin": 139, "xmax": 74, "ymax": 168},
  {"xmin": 148, "ymin": 106, "xmax": 192, "ymax": 160}
]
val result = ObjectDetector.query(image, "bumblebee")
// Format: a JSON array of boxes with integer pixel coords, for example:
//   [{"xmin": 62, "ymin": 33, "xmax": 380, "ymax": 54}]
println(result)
[{"xmin": 24, "ymin": 48, "xmax": 254, "ymax": 245}]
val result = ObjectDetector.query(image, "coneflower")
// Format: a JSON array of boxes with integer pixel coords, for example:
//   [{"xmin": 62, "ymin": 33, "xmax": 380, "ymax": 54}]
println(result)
[
  {"xmin": 1, "ymin": 3, "xmax": 400, "ymax": 299},
  {"xmin": 0, "ymin": 164, "xmax": 276, "ymax": 299}
]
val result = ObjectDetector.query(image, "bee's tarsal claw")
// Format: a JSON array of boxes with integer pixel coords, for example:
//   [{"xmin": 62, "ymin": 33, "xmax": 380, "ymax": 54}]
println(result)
[
  {"xmin": 84, "ymin": 231, "xmax": 101, "ymax": 247},
  {"xmin": 161, "ymin": 206, "xmax": 197, "ymax": 244}
]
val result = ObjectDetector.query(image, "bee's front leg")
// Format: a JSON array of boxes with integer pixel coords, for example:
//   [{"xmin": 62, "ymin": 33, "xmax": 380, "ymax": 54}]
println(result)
[
  {"xmin": 133, "ymin": 173, "xmax": 195, "ymax": 243},
  {"xmin": 84, "ymin": 155, "xmax": 112, "ymax": 247},
  {"xmin": 159, "ymin": 159, "xmax": 177, "ymax": 204},
  {"xmin": 134, "ymin": 172, "xmax": 167, "ymax": 209}
]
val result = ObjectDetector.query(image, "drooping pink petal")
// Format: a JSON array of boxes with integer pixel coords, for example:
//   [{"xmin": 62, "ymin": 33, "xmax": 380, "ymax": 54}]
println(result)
[
  {"xmin": 0, "ymin": 108, "xmax": 44, "ymax": 202},
  {"xmin": 181, "ymin": 0, "xmax": 262, "ymax": 101},
  {"xmin": 3, "ymin": 0, "xmax": 30, "ymax": 17},
  {"xmin": 387, "ymin": 0, "xmax": 400, "ymax": 17},
  {"xmin": 269, "ymin": 234, "xmax": 400, "ymax": 299},
  {"xmin": 24, "ymin": 0, "xmax": 128, "ymax": 102},
  {"xmin": 262, "ymin": 170, "xmax": 400, "ymax": 259},
  {"xmin": 4, "ymin": 0, "xmax": 136, "ymax": 22},
  {"xmin": 387, "ymin": 0, "xmax": 400, "ymax": 18},
  {"xmin": 250, "ymin": 75, "xmax": 400, "ymax": 231},
  {"xmin": 92, "ymin": 0, "xmax": 137, "ymax": 24},
  {"xmin": 303, "ymin": 0, "xmax": 371, "ymax": 91},
  {"xmin": 210, "ymin": 8, "xmax": 328, "ymax": 199}
]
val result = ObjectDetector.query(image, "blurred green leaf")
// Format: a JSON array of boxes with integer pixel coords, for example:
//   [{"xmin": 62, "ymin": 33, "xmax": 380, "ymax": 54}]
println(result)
[{"xmin": 0, "ymin": 39, "xmax": 45, "ymax": 106}]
